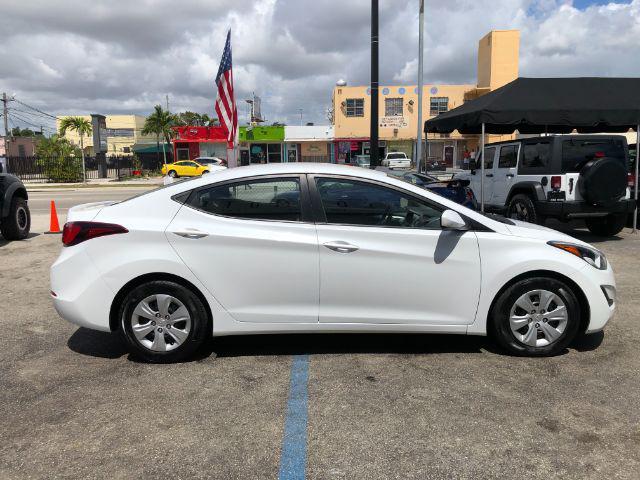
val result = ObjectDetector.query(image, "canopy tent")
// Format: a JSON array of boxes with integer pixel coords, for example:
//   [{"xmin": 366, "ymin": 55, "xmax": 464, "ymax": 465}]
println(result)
[
  {"xmin": 424, "ymin": 77, "xmax": 640, "ymax": 134},
  {"xmin": 423, "ymin": 77, "xmax": 640, "ymax": 229}
]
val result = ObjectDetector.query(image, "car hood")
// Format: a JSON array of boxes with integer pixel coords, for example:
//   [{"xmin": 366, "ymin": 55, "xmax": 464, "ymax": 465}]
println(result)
[
  {"xmin": 505, "ymin": 219, "xmax": 592, "ymax": 248},
  {"xmin": 67, "ymin": 201, "xmax": 119, "ymax": 222}
]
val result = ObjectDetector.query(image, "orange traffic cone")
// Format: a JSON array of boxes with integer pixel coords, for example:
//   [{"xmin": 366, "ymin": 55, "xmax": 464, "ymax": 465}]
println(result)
[{"xmin": 45, "ymin": 200, "xmax": 61, "ymax": 234}]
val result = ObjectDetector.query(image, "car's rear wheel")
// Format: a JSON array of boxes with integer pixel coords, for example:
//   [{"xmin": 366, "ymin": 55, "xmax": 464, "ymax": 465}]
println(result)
[
  {"xmin": 507, "ymin": 194, "xmax": 544, "ymax": 225},
  {"xmin": 168, "ymin": 170, "xmax": 177, "ymax": 178},
  {"xmin": 490, "ymin": 277, "xmax": 581, "ymax": 356},
  {"xmin": 118, "ymin": 281, "xmax": 210, "ymax": 363},
  {"xmin": 586, "ymin": 214, "xmax": 626, "ymax": 237},
  {"xmin": 0, "ymin": 196, "xmax": 31, "ymax": 240}
]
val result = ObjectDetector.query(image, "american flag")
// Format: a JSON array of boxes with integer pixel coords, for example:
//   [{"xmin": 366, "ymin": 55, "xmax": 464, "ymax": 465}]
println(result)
[{"xmin": 215, "ymin": 30, "xmax": 237, "ymax": 145}]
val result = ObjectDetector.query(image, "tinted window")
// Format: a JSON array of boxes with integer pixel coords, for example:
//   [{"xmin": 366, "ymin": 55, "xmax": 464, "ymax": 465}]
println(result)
[
  {"xmin": 561, "ymin": 139, "xmax": 626, "ymax": 173},
  {"xmin": 316, "ymin": 178, "xmax": 442, "ymax": 229},
  {"xmin": 498, "ymin": 145, "xmax": 518, "ymax": 168},
  {"xmin": 387, "ymin": 153, "xmax": 406, "ymax": 159},
  {"xmin": 479, "ymin": 147, "xmax": 496, "ymax": 169},
  {"xmin": 188, "ymin": 178, "xmax": 301, "ymax": 221},
  {"xmin": 521, "ymin": 142, "xmax": 551, "ymax": 172}
]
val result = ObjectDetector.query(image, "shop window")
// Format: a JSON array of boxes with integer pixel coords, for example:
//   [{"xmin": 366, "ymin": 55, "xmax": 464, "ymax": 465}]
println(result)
[
  {"xmin": 345, "ymin": 98, "xmax": 364, "ymax": 117},
  {"xmin": 188, "ymin": 177, "xmax": 302, "ymax": 222},
  {"xmin": 315, "ymin": 178, "xmax": 443, "ymax": 229},
  {"xmin": 106, "ymin": 128, "xmax": 134, "ymax": 137},
  {"xmin": 385, "ymin": 98, "xmax": 403, "ymax": 117},
  {"xmin": 429, "ymin": 97, "xmax": 449, "ymax": 115},
  {"xmin": 267, "ymin": 144, "xmax": 282, "ymax": 163}
]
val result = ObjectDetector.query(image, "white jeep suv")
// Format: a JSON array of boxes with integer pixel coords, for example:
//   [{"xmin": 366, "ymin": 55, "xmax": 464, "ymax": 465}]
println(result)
[{"xmin": 456, "ymin": 135, "xmax": 635, "ymax": 236}]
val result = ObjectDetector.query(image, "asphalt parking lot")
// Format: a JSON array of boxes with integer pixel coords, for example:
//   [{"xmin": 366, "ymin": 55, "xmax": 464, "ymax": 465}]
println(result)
[{"xmin": 1, "ymin": 188, "xmax": 639, "ymax": 479}]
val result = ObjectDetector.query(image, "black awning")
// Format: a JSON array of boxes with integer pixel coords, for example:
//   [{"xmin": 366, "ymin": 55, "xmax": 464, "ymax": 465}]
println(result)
[{"xmin": 424, "ymin": 77, "xmax": 640, "ymax": 135}]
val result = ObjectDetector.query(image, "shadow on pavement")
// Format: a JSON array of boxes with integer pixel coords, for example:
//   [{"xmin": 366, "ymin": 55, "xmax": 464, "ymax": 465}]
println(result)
[
  {"xmin": 67, "ymin": 328, "xmax": 600, "ymax": 362},
  {"xmin": 0, "ymin": 232, "xmax": 41, "ymax": 247}
]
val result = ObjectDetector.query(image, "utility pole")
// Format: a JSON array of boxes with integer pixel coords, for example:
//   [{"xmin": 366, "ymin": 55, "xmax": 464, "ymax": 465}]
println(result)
[
  {"xmin": 370, "ymin": 0, "xmax": 380, "ymax": 169},
  {"xmin": 2, "ymin": 93, "xmax": 9, "ymax": 139},
  {"xmin": 299, "ymin": 109, "xmax": 303, "ymax": 126},
  {"xmin": 166, "ymin": 94, "xmax": 170, "ymax": 112},
  {"xmin": 415, "ymin": 0, "xmax": 425, "ymax": 173}
]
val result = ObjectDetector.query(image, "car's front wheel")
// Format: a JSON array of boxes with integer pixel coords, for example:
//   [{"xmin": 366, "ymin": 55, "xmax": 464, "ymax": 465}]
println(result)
[
  {"xmin": 0, "ymin": 196, "xmax": 31, "ymax": 240},
  {"xmin": 168, "ymin": 170, "xmax": 177, "ymax": 178},
  {"xmin": 490, "ymin": 277, "xmax": 581, "ymax": 356},
  {"xmin": 118, "ymin": 281, "xmax": 210, "ymax": 362}
]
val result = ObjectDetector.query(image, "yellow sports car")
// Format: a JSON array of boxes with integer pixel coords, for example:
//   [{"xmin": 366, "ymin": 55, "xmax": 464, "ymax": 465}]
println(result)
[{"xmin": 161, "ymin": 161, "xmax": 210, "ymax": 178}]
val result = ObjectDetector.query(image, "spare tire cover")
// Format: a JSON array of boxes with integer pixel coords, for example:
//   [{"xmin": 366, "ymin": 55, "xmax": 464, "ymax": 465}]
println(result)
[{"xmin": 578, "ymin": 158, "xmax": 627, "ymax": 207}]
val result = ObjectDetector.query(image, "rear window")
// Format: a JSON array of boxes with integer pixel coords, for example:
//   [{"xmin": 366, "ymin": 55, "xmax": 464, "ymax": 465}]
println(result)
[
  {"xmin": 387, "ymin": 153, "xmax": 406, "ymax": 159},
  {"xmin": 561, "ymin": 139, "xmax": 627, "ymax": 173}
]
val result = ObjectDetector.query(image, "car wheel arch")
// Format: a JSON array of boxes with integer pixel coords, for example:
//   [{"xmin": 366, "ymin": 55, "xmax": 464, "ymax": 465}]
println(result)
[
  {"xmin": 506, "ymin": 182, "xmax": 545, "ymax": 205},
  {"xmin": 486, "ymin": 269, "xmax": 590, "ymax": 338},
  {"xmin": 109, "ymin": 272, "xmax": 213, "ymax": 332}
]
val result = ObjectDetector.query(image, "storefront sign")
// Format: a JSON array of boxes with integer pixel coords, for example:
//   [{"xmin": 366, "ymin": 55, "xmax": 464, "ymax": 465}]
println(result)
[{"xmin": 379, "ymin": 116, "xmax": 408, "ymax": 128}]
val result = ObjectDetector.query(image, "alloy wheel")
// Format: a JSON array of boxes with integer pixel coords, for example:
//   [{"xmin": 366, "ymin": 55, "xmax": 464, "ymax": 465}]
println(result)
[
  {"xmin": 130, "ymin": 294, "xmax": 192, "ymax": 352},
  {"xmin": 510, "ymin": 201, "xmax": 530, "ymax": 222},
  {"xmin": 509, "ymin": 289, "xmax": 568, "ymax": 347},
  {"xmin": 16, "ymin": 206, "xmax": 28, "ymax": 230}
]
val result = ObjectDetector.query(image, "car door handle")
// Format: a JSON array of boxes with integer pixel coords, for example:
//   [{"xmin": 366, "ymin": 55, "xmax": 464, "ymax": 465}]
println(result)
[
  {"xmin": 323, "ymin": 241, "xmax": 359, "ymax": 253},
  {"xmin": 486, "ymin": 173, "xmax": 494, "ymax": 177},
  {"xmin": 172, "ymin": 229, "xmax": 209, "ymax": 239},
  {"xmin": 506, "ymin": 173, "xmax": 514, "ymax": 178}
]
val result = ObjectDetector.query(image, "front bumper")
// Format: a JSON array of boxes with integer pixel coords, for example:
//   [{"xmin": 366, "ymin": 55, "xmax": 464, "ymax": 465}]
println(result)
[
  {"xmin": 535, "ymin": 199, "xmax": 635, "ymax": 219},
  {"xmin": 578, "ymin": 264, "xmax": 617, "ymax": 333}
]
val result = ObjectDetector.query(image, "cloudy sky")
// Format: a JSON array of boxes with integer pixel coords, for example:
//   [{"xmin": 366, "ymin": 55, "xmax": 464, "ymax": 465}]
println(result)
[{"xmin": 0, "ymin": 0, "xmax": 638, "ymax": 133}]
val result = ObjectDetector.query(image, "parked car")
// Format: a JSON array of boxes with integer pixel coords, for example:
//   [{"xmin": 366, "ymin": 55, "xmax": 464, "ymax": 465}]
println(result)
[
  {"xmin": 161, "ymin": 161, "xmax": 211, "ymax": 178},
  {"xmin": 424, "ymin": 159, "xmax": 446, "ymax": 172},
  {"xmin": 386, "ymin": 170, "xmax": 477, "ymax": 209},
  {"xmin": 52, "ymin": 163, "xmax": 616, "ymax": 362},
  {"xmin": 0, "ymin": 155, "xmax": 7, "ymax": 174},
  {"xmin": 194, "ymin": 156, "xmax": 227, "ymax": 167},
  {"xmin": 381, "ymin": 152, "xmax": 411, "ymax": 169},
  {"xmin": 353, "ymin": 155, "xmax": 370, "ymax": 168},
  {"xmin": 0, "ymin": 173, "xmax": 30, "ymax": 240},
  {"xmin": 457, "ymin": 135, "xmax": 635, "ymax": 236}
]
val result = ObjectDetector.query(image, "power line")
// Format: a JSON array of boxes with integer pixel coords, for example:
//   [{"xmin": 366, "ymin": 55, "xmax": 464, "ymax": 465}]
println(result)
[
  {"xmin": 9, "ymin": 112, "xmax": 56, "ymax": 133},
  {"xmin": 12, "ymin": 98, "xmax": 57, "ymax": 119},
  {"xmin": 8, "ymin": 106, "xmax": 57, "ymax": 124}
]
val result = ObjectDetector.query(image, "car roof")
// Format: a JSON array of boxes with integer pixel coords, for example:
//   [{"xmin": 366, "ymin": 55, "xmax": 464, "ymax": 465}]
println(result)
[{"xmin": 172, "ymin": 163, "xmax": 388, "ymax": 188}]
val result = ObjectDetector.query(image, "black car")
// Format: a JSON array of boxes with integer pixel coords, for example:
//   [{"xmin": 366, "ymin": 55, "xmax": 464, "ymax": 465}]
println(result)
[
  {"xmin": 385, "ymin": 170, "xmax": 477, "ymax": 210},
  {"xmin": 0, "ymin": 171, "xmax": 31, "ymax": 240}
]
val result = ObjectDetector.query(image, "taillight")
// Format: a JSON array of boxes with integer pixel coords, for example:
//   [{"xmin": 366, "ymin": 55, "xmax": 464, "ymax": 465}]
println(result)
[
  {"xmin": 550, "ymin": 176, "xmax": 562, "ymax": 191},
  {"xmin": 594, "ymin": 151, "xmax": 605, "ymax": 158},
  {"xmin": 628, "ymin": 173, "xmax": 636, "ymax": 188},
  {"xmin": 62, "ymin": 221, "xmax": 128, "ymax": 246}
]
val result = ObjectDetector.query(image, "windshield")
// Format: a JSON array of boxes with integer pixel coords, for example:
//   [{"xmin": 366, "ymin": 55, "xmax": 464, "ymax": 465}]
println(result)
[{"xmin": 561, "ymin": 139, "xmax": 627, "ymax": 173}]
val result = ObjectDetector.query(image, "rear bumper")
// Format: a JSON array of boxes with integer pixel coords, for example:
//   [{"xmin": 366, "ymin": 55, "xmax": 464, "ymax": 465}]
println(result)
[{"xmin": 535, "ymin": 199, "xmax": 635, "ymax": 219}]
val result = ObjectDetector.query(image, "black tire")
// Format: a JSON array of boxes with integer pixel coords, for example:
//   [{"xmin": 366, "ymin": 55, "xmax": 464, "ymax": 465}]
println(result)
[
  {"xmin": 168, "ymin": 170, "xmax": 177, "ymax": 178},
  {"xmin": 578, "ymin": 158, "xmax": 627, "ymax": 207},
  {"xmin": 507, "ymin": 194, "xmax": 544, "ymax": 225},
  {"xmin": 118, "ymin": 281, "xmax": 210, "ymax": 363},
  {"xmin": 586, "ymin": 214, "xmax": 626, "ymax": 237},
  {"xmin": 490, "ymin": 277, "xmax": 581, "ymax": 356},
  {"xmin": 0, "ymin": 196, "xmax": 31, "ymax": 240}
]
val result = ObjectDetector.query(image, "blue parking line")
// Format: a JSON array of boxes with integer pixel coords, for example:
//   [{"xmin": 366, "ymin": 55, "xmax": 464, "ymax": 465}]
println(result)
[{"xmin": 278, "ymin": 354, "xmax": 310, "ymax": 480}]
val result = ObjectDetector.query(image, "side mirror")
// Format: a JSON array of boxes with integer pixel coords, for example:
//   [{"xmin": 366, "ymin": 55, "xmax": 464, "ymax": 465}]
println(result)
[{"xmin": 441, "ymin": 209, "xmax": 469, "ymax": 231}]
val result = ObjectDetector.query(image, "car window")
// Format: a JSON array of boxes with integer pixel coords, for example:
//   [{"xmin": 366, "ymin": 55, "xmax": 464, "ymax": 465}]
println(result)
[
  {"xmin": 315, "ymin": 177, "xmax": 443, "ymax": 229},
  {"xmin": 479, "ymin": 147, "xmax": 496, "ymax": 170},
  {"xmin": 498, "ymin": 145, "xmax": 518, "ymax": 169},
  {"xmin": 520, "ymin": 141, "xmax": 551, "ymax": 173},
  {"xmin": 387, "ymin": 153, "xmax": 406, "ymax": 159},
  {"xmin": 561, "ymin": 139, "xmax": 626, "ymax": 173},
  {"xmin": 187, "ymin": 162, "xmax": 199, "ymax": 167},
  {"xmin": 187, "ymin": 177, "xmax": 302, "ymax": 221}
]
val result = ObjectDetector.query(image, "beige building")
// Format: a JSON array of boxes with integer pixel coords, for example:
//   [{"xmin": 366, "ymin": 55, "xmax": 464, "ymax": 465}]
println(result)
[
  {"xmin": 332, "ymin": 30, "xmax": 520, "ymax": 168},
  {"xmin": 56, "ymin": 114, "xmax": 157, "ymax": 156}
]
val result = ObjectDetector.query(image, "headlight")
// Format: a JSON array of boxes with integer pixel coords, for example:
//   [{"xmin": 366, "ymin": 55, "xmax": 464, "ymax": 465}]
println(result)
[{"xmin": 547, "ymin": 241, "xmax": 608, "ymax": 270}]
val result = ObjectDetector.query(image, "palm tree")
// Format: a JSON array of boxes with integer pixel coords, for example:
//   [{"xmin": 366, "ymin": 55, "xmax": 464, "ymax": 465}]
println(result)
[
  {"xmin": 142, "ymin": 105, "xmax": 176, "ymax": 166},
  {"xmin": 59, "ymin": 116, "xmax": 92, "ymax": 182}
]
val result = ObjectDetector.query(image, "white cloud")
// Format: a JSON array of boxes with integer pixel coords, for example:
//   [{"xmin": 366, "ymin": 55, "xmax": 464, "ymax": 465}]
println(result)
[{"xmin": 1, "ymin": 0, "xmax": 639, "ymax": 128}]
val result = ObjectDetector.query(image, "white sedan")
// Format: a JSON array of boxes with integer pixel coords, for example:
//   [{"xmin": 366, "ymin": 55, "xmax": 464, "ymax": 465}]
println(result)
[{"xmin": 51, "ymin": 163, "xmax": 616, "ymax": 362}]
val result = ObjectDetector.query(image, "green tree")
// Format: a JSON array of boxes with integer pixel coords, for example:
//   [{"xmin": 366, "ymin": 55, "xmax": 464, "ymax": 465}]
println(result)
[
  {"xmin": 142, "ymin": 105, "xmax": 177, "ymax": 165},
  {"xmin": 176, "ymin": 111, "xmax": 219, "ymax": 127},
  {"xmin": 11, "ymin": 127, "xmax": 36, "ymax": 137},
  {"xmin": 59, "ymin": 116, "xmax": 92, "ymax": 182},
  {"xmin": 35, "ymin": 135, "xmax": 83, "ymax": 182}
]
